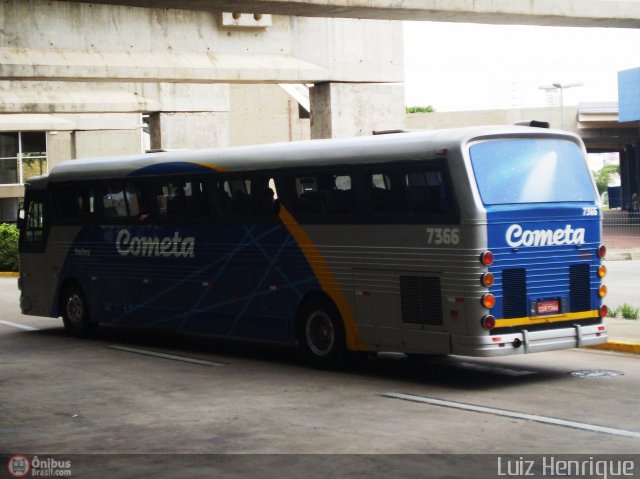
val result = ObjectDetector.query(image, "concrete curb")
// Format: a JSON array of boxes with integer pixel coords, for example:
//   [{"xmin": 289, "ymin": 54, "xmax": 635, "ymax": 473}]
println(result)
[
  {"xmin": 587, "ymin": 341, "xmax": 640, "ymax": 355},
  {"xmin": 0, "ymin": 272, "xmax": 18, "ymax": 277}
]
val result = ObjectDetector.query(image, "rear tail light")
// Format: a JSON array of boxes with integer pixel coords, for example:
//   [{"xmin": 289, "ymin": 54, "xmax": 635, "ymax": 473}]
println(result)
[
  {"xmin": 481, "ymin": 293, "xmax": 495, "ymax": 309},
  {"xmin": 480, "ymin": 272, "xmax": 495, "ymax": 287},
  {"xmin": 598, "ymin": 244, "xmax": 607, "ymax": 258},
  {"xmin": 480, "ymin": 251, "xmax": 494, "ymax": 266},
  {"xmin": 599, "ymin": 305, "xmax": 608, "ymax": 317},
  {"xmin": 481, "ymin": 315, "xmax": 496, "ymax": 330},
  {"xmin": 598, "ymin": 284, "xmax": 607, "ymax": 298}
]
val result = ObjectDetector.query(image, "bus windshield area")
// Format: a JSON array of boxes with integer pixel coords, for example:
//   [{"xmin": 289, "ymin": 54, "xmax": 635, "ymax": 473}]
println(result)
[{"xmin": 469, "ymin": 138, "xmax": 597, "ymax": 206}]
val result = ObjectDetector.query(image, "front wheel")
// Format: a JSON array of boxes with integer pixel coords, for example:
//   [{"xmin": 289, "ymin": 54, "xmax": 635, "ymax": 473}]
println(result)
[
  {"xmin": 298, "ymin": 297, "xmax": 346, "ymax": 369},
  {"xmin": 61, "ymin": 285, "xmax": 95, "ymax": 338}
]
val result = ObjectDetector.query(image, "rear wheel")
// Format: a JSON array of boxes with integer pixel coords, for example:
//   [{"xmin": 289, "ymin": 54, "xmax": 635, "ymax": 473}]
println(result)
[
  {"xmin": 298, "ymin": 297, "xmax": 346, "ymax": 369},
  {"xmin": 61, "ymin": 285, "xmax": 94, "ymax": 338}
]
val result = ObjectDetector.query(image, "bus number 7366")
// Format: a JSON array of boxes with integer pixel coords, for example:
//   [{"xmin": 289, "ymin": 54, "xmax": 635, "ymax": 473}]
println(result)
[{"xmin": 426, "ymin": 227, "xmax": 460, "ymax": 246}]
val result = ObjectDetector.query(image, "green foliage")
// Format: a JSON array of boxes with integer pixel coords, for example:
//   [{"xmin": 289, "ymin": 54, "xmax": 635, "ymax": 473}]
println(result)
[
  {"xmin": 607, "ymin": 304, "xmax": 639, "ymax": 320},
  {"xmin": 593, "ymin": 165, "xmax": 620, "ymax": 196},
  {"xmin": 619, "ymin": 303, "xmax": 639, "ymax": 320},
  {"xmin": 0, "ymin": 223, "xmax": 19, "ymax": 272},
  {"xmin": 406, "ymin": 105, "xmax": 435, "ymax": 114},
  {"xmin": 606, "ymin": 306, "xmax": 618, "ymax": 318}
]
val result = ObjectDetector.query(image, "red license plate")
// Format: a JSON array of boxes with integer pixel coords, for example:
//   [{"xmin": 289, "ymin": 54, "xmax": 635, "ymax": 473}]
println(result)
[{"xmin": 537, "ymin": 301, "xmax": 559, "ymax": 314}]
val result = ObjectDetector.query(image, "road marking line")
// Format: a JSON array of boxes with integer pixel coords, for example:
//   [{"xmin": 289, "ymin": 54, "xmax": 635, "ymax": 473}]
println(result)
[
  {"xmin": 382, "ymin": 392, "xmax": 640, "ymax": 439},
  {"xmin": 0, "ymin": 320, "xmax": 39, "ymax": 331},
  {"xmin": 107, "ymin": 345, "xmax": 226, "ymax": 367}
]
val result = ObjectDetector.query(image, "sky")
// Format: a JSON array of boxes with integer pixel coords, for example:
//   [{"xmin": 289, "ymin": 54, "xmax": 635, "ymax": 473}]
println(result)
[{"xmin": 403, "ymin": 22, "xmax": 640, "ymax": 111}]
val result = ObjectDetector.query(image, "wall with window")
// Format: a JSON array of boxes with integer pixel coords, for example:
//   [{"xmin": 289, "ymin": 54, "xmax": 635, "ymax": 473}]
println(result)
[
  {"xmin": 0, "ymin": 132, "xmax": 47, "ymax": 185},
  {"xmin": 0, "ymin": 131, "xmax": 48, "ymax": 222}
]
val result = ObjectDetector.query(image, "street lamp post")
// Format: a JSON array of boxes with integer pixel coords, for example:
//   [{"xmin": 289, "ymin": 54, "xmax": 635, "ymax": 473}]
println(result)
[{"xmin": 538, "ymin": 81, "xmax": 584, "ymax": 129}]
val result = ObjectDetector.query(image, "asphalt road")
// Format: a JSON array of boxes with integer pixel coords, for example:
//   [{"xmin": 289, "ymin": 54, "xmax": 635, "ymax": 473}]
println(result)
[{"xmin": 0, "ymin": 277, "xmax": 639, "ymax": 478}]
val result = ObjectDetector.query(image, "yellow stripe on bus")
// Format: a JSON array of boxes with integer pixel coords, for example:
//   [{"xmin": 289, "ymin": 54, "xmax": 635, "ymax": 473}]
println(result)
[
  {"xmin": 278, "ymin": 205, "xmax": 366, "ymax": 351},
  {"xmin": 191, "ymin": 162, "xmax": 225, "ymax": 171},
  {"xmin": 495, "ymin": 310, "xmax": 600, "ymax": 328}
]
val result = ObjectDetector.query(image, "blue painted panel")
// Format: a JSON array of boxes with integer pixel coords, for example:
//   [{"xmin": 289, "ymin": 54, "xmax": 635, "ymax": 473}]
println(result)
[
  {"xmin": 58, "ymin": 222, "xmax": 319, "ymax": 342},
  {"xmin": 618, "ymin": 67, "xmax": 640, "ymax": 123}
]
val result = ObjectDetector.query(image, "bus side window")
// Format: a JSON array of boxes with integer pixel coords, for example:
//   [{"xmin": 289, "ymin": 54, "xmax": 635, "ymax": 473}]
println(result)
[
  {"xmin": 405, "ymin": 170, "xmax": 444, "ymax": 215},
  {"xmin": 319, "ymin": 174, "xmax": 353, "ymax": 215},
  {"xmin": 293, "ymin": 176, "xmax": 323, "ymax": 214},
  {"xmin": 102, "ymin": 184, "xmax": 128, "ymax": 218},
  {"xmin": 218, "ymin": 177, "xmax": 276, "ymax": 218},
  {"xmin": 368, "ymin": 171, "xmax": 410, "ymax": 214},
  {"xmin": 22, "ymin": 197, "xmax": 46, "ymax": 251},
  {"xmin": 54, "ymin": 185, "xmax": 98, "ymax": 221},
  {"xmin": 101, "ymin": 182, "xmax": 147, "ymax": 219}
]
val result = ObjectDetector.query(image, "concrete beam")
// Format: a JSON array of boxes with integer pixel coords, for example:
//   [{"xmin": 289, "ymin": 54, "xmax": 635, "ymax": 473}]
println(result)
[{"xmin": 57, "ymin": 0, "xmax": 640, "ymax": 28}]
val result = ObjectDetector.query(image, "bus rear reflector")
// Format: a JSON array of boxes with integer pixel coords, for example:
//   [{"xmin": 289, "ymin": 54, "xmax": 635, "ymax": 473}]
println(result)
[
  {"xmin": 480, "ymin": 251, "xmax": 494, "ymax": 266},
  {"xmin": 598, "ymin": 244, "xmax": 607, "ymax": 258},
  {"xmin": 481, "ymin": 293, "xmax": 495, "ymax": 309},
  {"xmin": 599, "ymin": 305, "xmax": 608, "ymax": 317},
  {"xmin": 599, "ymin": 284, "xmax": 607, "ymax": 298}
]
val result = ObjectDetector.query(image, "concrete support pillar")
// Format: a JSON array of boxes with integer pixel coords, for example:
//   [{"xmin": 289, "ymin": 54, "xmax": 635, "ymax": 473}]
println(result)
[
  {"xmin": 149, "ymin": 112, "xmax": 230, "ymax": 150},
  {"xmin": 309, "ymin": 83, "xmax": 405, "ymax": 139}
]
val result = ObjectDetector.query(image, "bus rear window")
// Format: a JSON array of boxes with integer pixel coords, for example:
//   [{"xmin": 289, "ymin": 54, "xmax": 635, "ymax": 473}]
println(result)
[{"xmin": 469, "ymin": 138, "xmax": 596, "ymax": 205}]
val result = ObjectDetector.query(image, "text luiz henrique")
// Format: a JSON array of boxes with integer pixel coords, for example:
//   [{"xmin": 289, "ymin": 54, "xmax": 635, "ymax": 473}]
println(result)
[{"xmin": 497, "ymin": 456, "xmax": 636, "ymax": 478}]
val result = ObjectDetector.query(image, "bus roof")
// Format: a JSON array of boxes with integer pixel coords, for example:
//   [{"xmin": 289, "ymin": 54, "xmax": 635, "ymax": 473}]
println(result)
[{"xmin": 45, "ymin": 126, "xmax": 582, "ymax": 183}]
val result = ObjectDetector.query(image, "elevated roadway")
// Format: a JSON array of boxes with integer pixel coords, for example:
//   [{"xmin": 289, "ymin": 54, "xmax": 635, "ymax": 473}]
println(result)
[{"xmin": 60, "ymin": 0, "xmax": 640, "ymax": 28}]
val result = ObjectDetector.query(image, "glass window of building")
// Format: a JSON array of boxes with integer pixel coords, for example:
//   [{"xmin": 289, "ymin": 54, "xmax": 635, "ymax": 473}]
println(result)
[{"xmin": 0, "ymin": 131, "xmax": 48, "ymax": 185}]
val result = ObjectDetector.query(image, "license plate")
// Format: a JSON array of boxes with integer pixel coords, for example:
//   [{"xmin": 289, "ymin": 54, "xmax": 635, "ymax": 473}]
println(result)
[{"xmin": 537, "ymin": 300, "xmax": 559, "ymax": 314}]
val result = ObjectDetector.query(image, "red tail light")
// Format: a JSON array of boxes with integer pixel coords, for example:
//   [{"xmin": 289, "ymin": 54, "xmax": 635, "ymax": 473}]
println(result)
[
  {"xmin": 480, "ymin": 251, "xmax": 494, "ymax": 266},
  {"xmin": 599, "ymin": 305, "xmax": 608, "ymax": 317},
  {"xmin": 481, "ymin": 315, "xmax": 496, "ymax": 330},
  {"xmin": 598, "ymin": 244, "xmax": 607, "ymax": 258}
]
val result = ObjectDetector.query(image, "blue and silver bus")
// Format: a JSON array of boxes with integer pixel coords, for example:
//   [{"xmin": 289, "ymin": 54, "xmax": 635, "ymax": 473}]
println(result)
[{"xmin": 18, "ymin": 126, "xmax": 608, "ymax": 367}]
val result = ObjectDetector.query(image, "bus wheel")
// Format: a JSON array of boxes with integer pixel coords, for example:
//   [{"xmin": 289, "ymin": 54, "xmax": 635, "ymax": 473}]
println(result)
[
  {"xmin": 61, "ymin": 285, "xmax": 94, "ymax": 338},
  {"xmin": 299, "ymin": 297, "xmax": 346, "ymax": 369}
]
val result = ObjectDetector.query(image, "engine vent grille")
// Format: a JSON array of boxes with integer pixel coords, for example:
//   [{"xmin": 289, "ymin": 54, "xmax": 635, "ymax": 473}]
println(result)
[
  {"xmin": 570, "ymin": 264, "xmax": 591, "ymax": 312},
  {"xmin": 502, "ymin": 268, "xmax": 528, "ymax": 319},
  {"xmin": 399, "ymin": 276, "xmax": 443, "ymax": 326}
]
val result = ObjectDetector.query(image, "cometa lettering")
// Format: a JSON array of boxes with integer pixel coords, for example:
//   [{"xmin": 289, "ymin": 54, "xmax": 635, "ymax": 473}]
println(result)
[
  {"xmin": 506, "ymin": 224, "xmax": 585, "ymax": 248},
  {"xmin": 115, "ymin": 229, "xmax": 195, "ymax": 258}
]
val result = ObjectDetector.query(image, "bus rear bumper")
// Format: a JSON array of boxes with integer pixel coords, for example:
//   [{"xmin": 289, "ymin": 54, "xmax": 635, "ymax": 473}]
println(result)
[{"xmin": 451, "ymin": 323, "xmax": 608, "ymax": 357}]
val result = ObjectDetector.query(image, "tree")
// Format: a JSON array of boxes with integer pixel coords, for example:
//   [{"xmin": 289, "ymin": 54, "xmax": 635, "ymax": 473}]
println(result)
[
  {"xmin": 0, "ymin": 223, "xmax": 19, "ymax": 272},
  {"xmin": 593, "ymin": 165, "xmax": 619, "ymax": 196},
  {"xmin": 406, "ymin": 105, "xmax": 435, "ymax": 114}
]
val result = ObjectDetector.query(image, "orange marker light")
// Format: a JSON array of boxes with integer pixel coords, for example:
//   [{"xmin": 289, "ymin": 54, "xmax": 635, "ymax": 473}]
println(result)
[
  {"xmin": 481, "ymin": 293, "xmax": 496, "ymax": 309},
  {"xmin": 599, "ymin": 284, "xmax": 607, "ymax": 298},
  {"xmin": 598, "ymin": 264, "xmax": 607, "ymax": 278},
  {"xmin": 481, "ymin": 272, "xmax": 495, "ymax": 287}
]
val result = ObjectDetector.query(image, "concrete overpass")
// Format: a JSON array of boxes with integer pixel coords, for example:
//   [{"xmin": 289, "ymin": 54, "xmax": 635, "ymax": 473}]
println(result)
[
  {"xmin": 61, "ymin": 0, "xmax": 640, "ymax": 28},
  {"xmin": 1, "ymin": 0, "xmax": 640, "ymax": 220}
]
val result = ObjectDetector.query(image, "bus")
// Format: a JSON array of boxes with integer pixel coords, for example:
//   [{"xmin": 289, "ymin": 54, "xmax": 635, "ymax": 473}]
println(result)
[{"xmin": 17, "ymin": 126, "xmax": 608, "ymax": 367}]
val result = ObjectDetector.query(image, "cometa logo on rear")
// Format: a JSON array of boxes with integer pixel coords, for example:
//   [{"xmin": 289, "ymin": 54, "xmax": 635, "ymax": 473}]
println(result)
[
  {"xmin": 115, "ymin": 229, "xmax": 195, "ymax": 258},
  {"xmin": 506, "ymin": 224, "xmax": 586, "ymax": 248}
]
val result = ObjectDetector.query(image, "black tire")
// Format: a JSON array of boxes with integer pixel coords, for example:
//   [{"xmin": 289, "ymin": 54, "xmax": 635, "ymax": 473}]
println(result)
[
  {"xmin": 61, "ymin": 284, "xmax": 95, "ymax": 338},
  {"xmin": 298, "ymin": 296, "xmax": 347, "ymax": 369}
]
